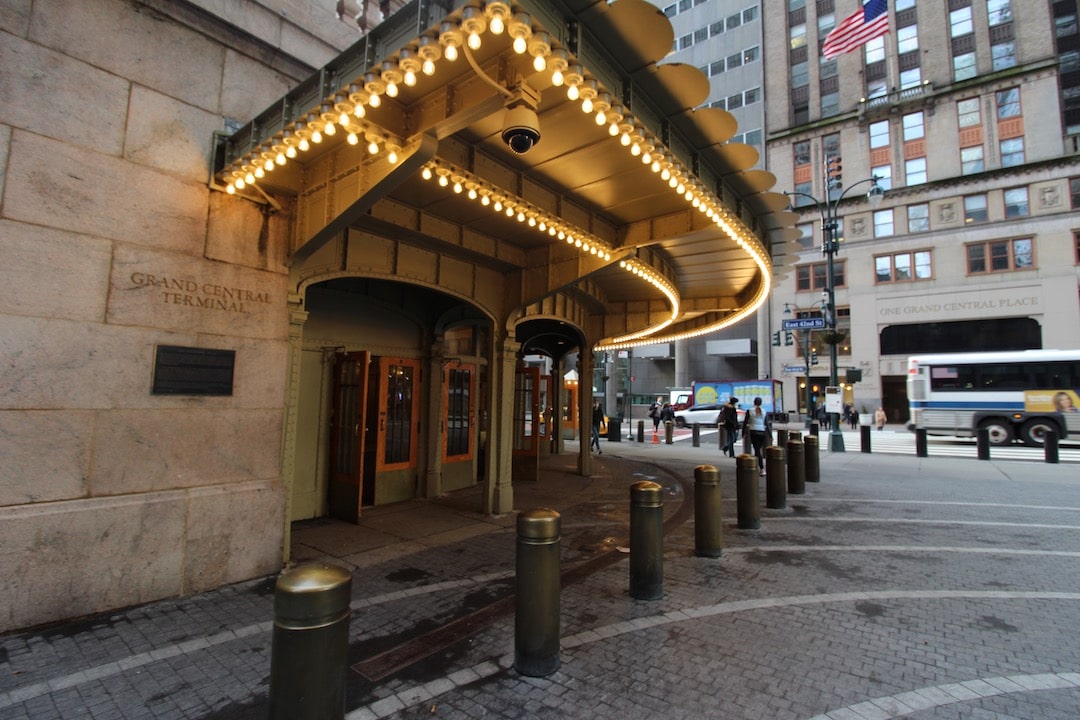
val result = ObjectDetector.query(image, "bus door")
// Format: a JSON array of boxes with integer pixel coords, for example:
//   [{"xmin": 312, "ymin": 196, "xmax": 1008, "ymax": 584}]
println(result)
[
  {"xmin": 512, "ymin": 366, "xmax": 540, "ymax": 482},
  {"xmin": 328, "ymin": 351, "xmax": 369, "ymax": 523}
]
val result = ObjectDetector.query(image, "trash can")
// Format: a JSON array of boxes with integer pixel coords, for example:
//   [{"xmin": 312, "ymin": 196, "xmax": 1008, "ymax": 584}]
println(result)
[{"xmin": 606, "ymin": 417, "xmax": 622, "ymax": 442}]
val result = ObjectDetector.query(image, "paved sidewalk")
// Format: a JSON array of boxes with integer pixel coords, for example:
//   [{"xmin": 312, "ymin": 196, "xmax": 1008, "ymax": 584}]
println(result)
[{"xmin": 2, "ymin": 439, "xmax": 1079, "ymax": 719}]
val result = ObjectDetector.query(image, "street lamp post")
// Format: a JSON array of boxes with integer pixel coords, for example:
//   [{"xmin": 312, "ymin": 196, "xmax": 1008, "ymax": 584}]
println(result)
[
  {"xmin": 786, "ymin": 155, "xmax": 884, "ymax": 453},
  {"xmin": 783, "ymin": 301, "xmax": 826, "ymax": 429}
]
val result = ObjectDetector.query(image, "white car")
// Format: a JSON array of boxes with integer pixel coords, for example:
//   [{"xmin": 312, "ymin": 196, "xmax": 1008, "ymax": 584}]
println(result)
[{"xmin": 674, "ymin": 404, "xmax": 746, "ymax": 428}]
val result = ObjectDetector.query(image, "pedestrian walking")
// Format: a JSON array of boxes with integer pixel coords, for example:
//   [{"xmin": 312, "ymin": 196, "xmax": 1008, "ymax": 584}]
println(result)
[
  {"xmin": 743, "ymin": 397, "xmax": 771, "ymax": 476},
  {"xmin": 591, "ymin": 399, "xmax": 603, "ymax": 453},
  {"xmin": 720, "ymin": 397, "xmax": 739, "ymax": 457},
  {"xmin": 875, "ymin": 406, "xmax": 887, "ymax": 431},
  {"xmin": 649, "ymin": 397, "xmax": 663, "ymax": 434}
]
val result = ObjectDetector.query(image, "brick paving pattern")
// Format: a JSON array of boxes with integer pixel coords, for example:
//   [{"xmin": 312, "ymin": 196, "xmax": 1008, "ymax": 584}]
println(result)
[{"xmin": 2, "ymin": 440, "xmax": 1079, "ymax": 719}]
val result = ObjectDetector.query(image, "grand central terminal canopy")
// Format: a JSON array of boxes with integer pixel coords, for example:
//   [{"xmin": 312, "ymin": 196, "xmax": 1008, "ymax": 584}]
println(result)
[{"xmin": 214, "ymin": 0, "xmax": 798, "ymax": 349}]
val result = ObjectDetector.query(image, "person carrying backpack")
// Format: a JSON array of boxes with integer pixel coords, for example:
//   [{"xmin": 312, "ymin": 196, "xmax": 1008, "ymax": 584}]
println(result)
[{"xmin": 720, "ymin": 397, "xmax": 739, "ymax": 457}]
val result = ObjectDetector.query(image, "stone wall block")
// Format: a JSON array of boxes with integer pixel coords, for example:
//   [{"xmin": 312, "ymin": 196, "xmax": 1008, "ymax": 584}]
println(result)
[
  {"xmin": 205, "ymin": 191, "xmax": 293, "ymax": 271},
  {"xmin": 183, "ymin": 480, "xmax": 286, "ymax": 593},
  {"xmin": 0, "ymin": 317, "xmax": 166, "ymax": 410},
  {"xmin": 109, "ymin": 243, "xmax": 288, "ymax": 339},
  {"xmin": 125, "ymin": 85, "xmax": 222, "ymax": 182},
  {"xmin": 0, "ymin": 220, "xmax": 112, "ymax": 321},
  {"xmin": 0, "ymin": 33, "xmax": 129, "ymax": 155},
  {"xmin": 89, "ymin": 408, "xmax": 283, "ymax": 496},
  {"xmin": 0, "ymin": 410, "xmax": 93, "ymax": 506},
  {"xmin": 6, "ymin": 132, "xmax": 207, "ymax": 254},
  {"xmin": 28, "ymin": 0, "xmax": 224, "ymax": 113},
  {"xmin": 0, "ymin": 492, "xmax": 187, "ymax": 632}
]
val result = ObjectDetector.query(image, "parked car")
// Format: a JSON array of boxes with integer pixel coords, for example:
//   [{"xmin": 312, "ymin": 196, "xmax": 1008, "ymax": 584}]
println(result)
[
  {"xmin": 674, "ymin": 404, "xmax": 746, "ymax": 428},
  {"xmin": 674, "ymin": 404, "xmax": 722, "ymax": 428}
]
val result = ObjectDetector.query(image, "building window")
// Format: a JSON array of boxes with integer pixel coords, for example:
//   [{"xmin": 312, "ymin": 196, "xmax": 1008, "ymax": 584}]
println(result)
[
  {"xmin": 1000, "ymin": 137, "xmax": 1024, "ymax": 166},
  {"xmin": 950, "ymin": 7, "xmax": 973, "ymax": 37},
  {"xmin": 992, "ymin": 40, "xmax": 1017, "ymax": 71},
  {"xmin": 908, "ymin": 204, "xmax": 930, "ymax": 232},
  {"xmin": 664, "ymin": 4, "xmax": 677, "ymax": 18},
  {"xmin": 820, "ymin": 57, "xmax": 838, "ymax": 78},
  {"xmin": 905, "ymin": 157, "xmax": 927, "ymax": 185},
  {"xmin": 710, "ymin": 59, "xmax": 725, "ymax": 75},
  {"xmin": 727, "ymin": 11, "xmax": 742, "ymax": 29},
  {"xmin": 898, "ymin": 25, "xmax": 919, "ymax": 54},
  {"xmin": 791, "ymin": 23, "xmax": 807, "ymax": 49},
  {"xmin": 997, "ymin": 87, "xmax": 1021, "ymax": 118},
  {"xmin": 694, "ymin": 27, "xmax": 708, "ymax": 44},
  {"xmin": 874, "ymin": 209, "xmax": 895, "ymax": 237},
  {"xmin": 791, "ymin": 61, "xmax": 809, "ymax": 87},
  {"xmin": 895, "ymin": 0, "xmax": 916, "ymax": 9},
  {"xmin": 744, "ymin": 46, "xmax": 760, "ymax": 63},
  {"xmin": 1075, "ymin": 230, "xmax": 1080, "ymax": 263},
  {"xmin": 875, "ymin": 250, "xmax": 933, "ymax": 283},
  {"xmin": 900, "ymin": 67, "xmax": 922, "ymax": 89},
  {"xmin": 679, "ymin": 34, "xmax": 693, "ymax": 50},
  {"xmin": 964, "ymin": 194, "xmax": 988, "ymax": 223},
  {"xmin": 744, "ymin": 128, "xmax": 762, "ymax": 147},
  {"xmin": 823, "ymin": 133, "xmax": 841, "ymax": 159},
  {"xmin": 865, "ymin": 36, "xmax": 885, "ymax": 64},
  {"xmin": 743, "ymin": 5, "xmax": 759, "ymax": 23},
  {"xmin": 678, "ymin": 0, "xmax": 692, "ymax": 12},
  {"xmin": 869, "ymin": 120, "xmax": 890, "ymax": 148},
  {"xmin": 961, "ymin": 146, "xmax": 984, "ymax": 174},
  {"xmin": 953, "ymin": 52, "xmax": 977, "ymax": 81},
  {"xmin": 794, "ymin": 141, "xmax": 811, "ymax": 166},
  {"xmin": 745, "ymin": 87, "xmax": 761, "ymax": 104},
  {"xmin": 958, "ymin": 98, "xmax": 981, "ymax": 127},
  {"xmin": 1004, "ymin": 187, "xmax": 1029, "ymax": 217},
  {"xmin": 987, "ymin": 0, "xmax": 1012, "ymax": 26},
  {"xmin": 967, "ymin": 238, "xmax": 1034, "ymax": 273},
  {"xmin": 796, "ymin": 222, "xmax": 815, "ymax": 249},
  {"xmin": 793, "ymin": 180, "xmax": 813, "ymax": 207},
  {"xmin": 1071, "ymin": 177, "xmax": 1080, "ymax": 208},
  {"xmin": 872, "ymin": 164, "xmax": 892, "ymax": 191},
  {"xmin": 727, "ymin": 93, "xmax": 743, "ymax": 110},
  {"xmin": 727, "ymin": 50, "xmax": 744, "ymax": 69},
  {"xmin": 821, "ymin": 92, "xmax": 840, "ymax": 117},
  {"xmin": 796, "ymin": 260, "xmax": 846, "ymax": 291},
  {"xmin": 903, "ymin": 111, "xmax": 925, "ymax": 140},
  {"xmin": 710, "ymin": 20, "xmax": 724, "ymax": 36}
]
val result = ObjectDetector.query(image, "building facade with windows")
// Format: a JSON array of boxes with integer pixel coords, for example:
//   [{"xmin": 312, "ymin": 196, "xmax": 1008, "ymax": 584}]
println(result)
[{"xmin": 764, "ymin": 0, "xmax": 1080, "ymax": 422}]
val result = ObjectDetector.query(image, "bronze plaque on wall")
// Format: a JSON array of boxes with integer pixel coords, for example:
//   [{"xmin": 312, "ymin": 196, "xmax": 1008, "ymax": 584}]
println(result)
[{"xmin": 152, "ymin": 345, "xmax": 235, "ymax": 396}]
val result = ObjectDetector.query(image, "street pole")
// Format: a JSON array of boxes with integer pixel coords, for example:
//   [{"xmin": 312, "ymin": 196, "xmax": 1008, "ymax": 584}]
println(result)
[
  {"xmin": 803, "ymin": 331, "xmax": 812, "ymax": 429},
  {"xmin": 824, "ymin": 216, "xmax": 844, "ymax": 452}
]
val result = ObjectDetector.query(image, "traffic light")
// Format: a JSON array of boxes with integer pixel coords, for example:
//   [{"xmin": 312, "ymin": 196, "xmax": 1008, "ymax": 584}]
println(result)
[
  {"xmin": 826, "ymin": 157, "xmax": 842, "ymax": 191},
  {"xmin": 810, "ymin": 348, "xmax": 818, "ymax": 366}
]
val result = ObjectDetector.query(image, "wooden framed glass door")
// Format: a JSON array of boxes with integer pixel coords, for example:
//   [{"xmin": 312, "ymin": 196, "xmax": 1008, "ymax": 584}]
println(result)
[
  {"xmin": 328, "ymin": 351, "xmax": 369, "ymax": 523},
  {"xmin": 375, "ymin": 356, "xmax": 420, "ymax": 473}
]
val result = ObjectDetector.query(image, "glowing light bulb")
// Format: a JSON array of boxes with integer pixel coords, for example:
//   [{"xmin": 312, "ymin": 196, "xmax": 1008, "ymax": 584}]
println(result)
[
  {"xmin": 276, "ymin": 152, "xmax": 286, "ymax": 165},
  {"xmin": 403, "ymin": 69, "xmax": 416, "ymax": 86},
  {"xmin": 596, "ymin": 110, "xmax": 607, "ymax": 125},
  {"xmin": 369, "ymin": 94, "xmax": 381, "ymax": 108},
  {"xmin": 582, "ymin": 96, "xmax": 593, "ymax": 113},
  {"xmin": 368, "ymin": 139, "xmax": 379, "ymax": 154},
  {"xmin": 551, "ymin": 68, "xmax": 564, "ymax": 86},
  {"xmin": 347, "ymin": 132, "xmax": 359, "ymax": 145},
  {"xmin": 232, "ymin": 178, "xmax": 243, "ymax": 190},
  {"xmin": 567, "ymin": 84, "xmax": 579, "ymax": 101},
  {"xmin": 253, "ymin": 166, "xmax": 264, "ymax": 179},
  {"xmin": 385, "ymin": 81, "xmax": 398, "ymax": 97},
  {"xmin": 353, "ymin": 104, "xmax": 365, "ymax": 119},
  {"xmin": 444, "ymin": 43, "xmax": 458, "ymax": 61},
  {"xmin": 422, "ymin": 58, "xmax": 436, "ymax": 75},
  {"xmin": 286, "ymin": 146, "xmax": 297, "ymax": 158},
  {"xmin": 513, "ymin": 35, "xmax": 527, "ymax": 54},
  {"xmin": 298, "ymin": 137, "xmax": 310, "ymax": 151},
  {"xmin": 489, "ymin": 15, "xmax": 505, "ymax": 34},
  {"xmin": 388, "ymin": 148, "xmax": 398, "ymax": 164},
  {"xmin": 338, "ymin": 111, "xmax": 350, "ymax": 126},
  {"xmin": 422, "ymin": 166, "xmax": 433, "ymax": 180},
  {"xmin": 438, "ymin": 174, "xmax": 449, "ymax": 187},
  {"xmin": 533, "ymin": 54, "xmax": 546, "ymax": 72},
  {"xmin": 311, "ymin": 129, "xmax": 322, "ymax": 143},
  {"xmin": 468, "ymin": 31, "xmax": 481, "ymax": 50},
  {"xmin": 323, "ymin": 122, "xmax": 335, "ymax": 136}
]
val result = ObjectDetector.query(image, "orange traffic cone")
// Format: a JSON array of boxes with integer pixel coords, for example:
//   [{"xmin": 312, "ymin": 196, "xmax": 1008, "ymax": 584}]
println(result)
[{"xmin": 652, "ymin": 431, "xmax": 659, "ymax": 444}]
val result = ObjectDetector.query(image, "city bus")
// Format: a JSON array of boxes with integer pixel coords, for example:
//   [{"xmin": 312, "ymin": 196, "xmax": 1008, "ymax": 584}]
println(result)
[{"xmin": 906, "ymin": 349, "xmax": 1080, "ymax": 446}]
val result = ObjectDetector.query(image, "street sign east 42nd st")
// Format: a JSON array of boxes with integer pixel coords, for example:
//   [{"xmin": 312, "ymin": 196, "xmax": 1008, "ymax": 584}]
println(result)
[{"xmin": 782, "ymin": 317, "xmax": 826, "ymax": 330}]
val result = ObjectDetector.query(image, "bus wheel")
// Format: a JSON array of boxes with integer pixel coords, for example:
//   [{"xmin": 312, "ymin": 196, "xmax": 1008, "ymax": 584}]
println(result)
[
  {"xmin": 1019, "ymin": 418, "xmax": 1057, "ymax": 447},
  {"xmin": 978, "ymin": 419, "xmax": 1014, "ymax": 445}
]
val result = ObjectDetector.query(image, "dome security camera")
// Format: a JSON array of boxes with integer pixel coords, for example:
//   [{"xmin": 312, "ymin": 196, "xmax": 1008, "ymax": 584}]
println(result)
[{"xmin": 502, "ymin": 105, "xmax": 541, "ymax": 154}]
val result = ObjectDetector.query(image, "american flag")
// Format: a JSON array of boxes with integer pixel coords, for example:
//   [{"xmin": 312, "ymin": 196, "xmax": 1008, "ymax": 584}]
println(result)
[{"xmin": 823, "ymin": 0, "xmax": 891, "ymax": 60}]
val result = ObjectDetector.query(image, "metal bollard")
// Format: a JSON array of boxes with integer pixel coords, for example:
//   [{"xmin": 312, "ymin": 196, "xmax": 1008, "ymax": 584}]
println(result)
[
  {"xmin": 692, "ymin": 423, "xmax": 700, "ymax": 447},
  {"xmin": 977, "ymin": 427, "xmax": 991, "ymax": 460},
  {"xmin": 269, "ymin": 564, "xmax": 352, "ymax": 720},
  {"xmin": 787, "ymin": 437, "xmax": 805, "ymax": 495},
  {"xmin": 637, "ymin": 420, "xmax": 645, "ymax": 442},
  {"xmin": 765, "ymin": 445, "xmax": 786, "ymax": 509},
  {"xmin": 664, "ymin": 420, "xmax": 674, "ymax": 445},
  {"xmin": 916, "ymin": 428, "xmax": 928, "ymax": 457},
  {"xmin": 718, "ymin": 425, "xmax": 727, "ymax": 451},
  {"xmin": 515, "ymin": 509, "xmax": 561, "ymax": 677},
  {"xmin": 735, "ymin": 455, "xmax": 760, "ymax": 529},
  {"xmin": 1045, "ymin": 429, "xmax": 1060, "ymax": 464},
  {"xmin": 804, "ymin": 434, "xmax": 820, "ymax": 483},
  {"xmin": 694, "ymin": 465, "xmax": 723, "ymax": 558},
  {"xmin": 629, "ymin": 481, "xmax": 664, "ymax": 600},
  {"xmin": 810, "ymin": 422, "xmax": 819, "ymax": 437},
  {"xmin": 860, "ymin": 425, "xmax": 872, "ymax": 453},
  {"xmin": 776, "ymin": 428, "xmax": 788, "ymax": 450}
]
